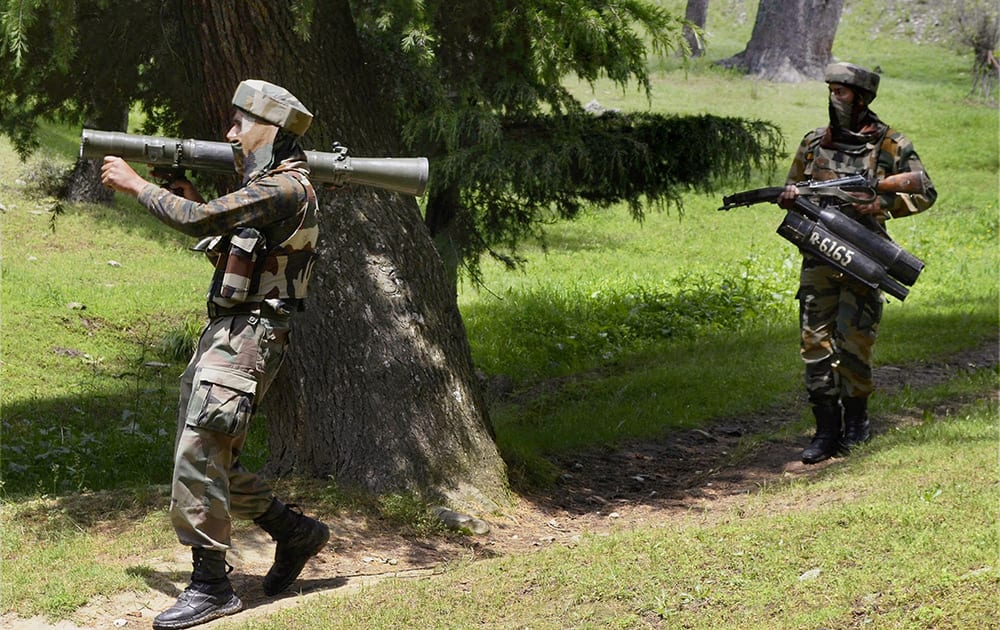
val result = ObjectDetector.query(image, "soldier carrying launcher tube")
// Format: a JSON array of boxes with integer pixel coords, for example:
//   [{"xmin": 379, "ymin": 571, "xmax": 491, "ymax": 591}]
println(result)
[
  {"xmin": 775, "ymin": 62, "xmax": 937, "ymax": 465},
  {"xmin": 101, "ymin": 80, "xmax": 329, "ymax": 630}
]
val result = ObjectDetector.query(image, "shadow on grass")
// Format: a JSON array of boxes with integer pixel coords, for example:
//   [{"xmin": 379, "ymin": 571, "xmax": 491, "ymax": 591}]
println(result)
[
  {"xmin": 3, "ymin": 311, "xmax": 996, "ymax": 523},
  {"xmin": 506, "ymin": 339, "xmax": 998, "ymax": 518},
  {"xmin": 130, "ymin": 564, "xmax": 350, "ymax": 604},
  {"xmin": 0, "ymin": 388, "xmax": 271, "ymax": 499}
]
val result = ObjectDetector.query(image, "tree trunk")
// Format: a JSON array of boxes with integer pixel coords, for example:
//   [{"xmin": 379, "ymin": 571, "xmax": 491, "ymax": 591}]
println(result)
[
  {"xmin": 683, "ymin": 0, "xmax": 710, "ymax": 57},
  {"xmin": 65, "ymin": 109, "xmax": 129, "ymax": 205},
  {"xmin": 718, "ymin": 0, "xmax": 844, "ymax": 82},
  {"xmin": 424, "ymin": 184, "xmax": 466, "ymax": 294},
  {"xmin": 65, "ymin": 159, "xmax": 114, "ymax": 204},
  {"xmin": 168, "ymin": 1, "xmax": 509, "ymax": 512}
]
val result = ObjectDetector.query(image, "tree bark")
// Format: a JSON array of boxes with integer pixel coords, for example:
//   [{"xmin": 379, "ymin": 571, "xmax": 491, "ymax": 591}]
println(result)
[
  {"xmin": 63, "ymin": 5, "xmax": 135, "ymax": 206},
  {"xmin": 683, "ymin": 0, "xmax": 710, "ymax": 57},
  {"xmin": 66, "ymin": 109, "xmax": 128, "ymax": 205},
  {"xmin": 168, "ymin": 1, "xmax": 509, "ymax": 512},
  {"xmin": 424, "ymin": 184, "xmax": 466, "ymax": 294},
  {"xmin": 718, "ymin": 0, "xmax": 844, "ymax": 82}
]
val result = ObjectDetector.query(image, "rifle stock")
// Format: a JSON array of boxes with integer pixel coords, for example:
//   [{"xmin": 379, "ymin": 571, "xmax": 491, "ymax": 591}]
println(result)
[
  {"xmin": 876, "ymin": 171, "xmax": 928, "ymax": 195},
  {"xmin": 80, "ymin": 129, "xmax": 429, "ymax": 197}
]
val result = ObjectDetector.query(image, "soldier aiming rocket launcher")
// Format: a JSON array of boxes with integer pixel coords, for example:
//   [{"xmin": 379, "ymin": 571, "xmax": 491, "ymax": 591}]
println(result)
[
  {"xmin": 718, "ymin": 171, "xmax": 929, "ymax": 301},
  {"xmin": 80, "ymin": 129, "xmax": 429, "ymax": 197}
]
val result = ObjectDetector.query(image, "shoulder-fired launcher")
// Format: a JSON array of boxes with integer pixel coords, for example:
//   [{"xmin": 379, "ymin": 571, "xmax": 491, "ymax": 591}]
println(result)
[
  {"xmin": 80, "ymin": 129, "xmax": 429, "ymax": 197},
  {"xmin": 718, "ymin": 172, "xmax": 929, "ymax": 301}
]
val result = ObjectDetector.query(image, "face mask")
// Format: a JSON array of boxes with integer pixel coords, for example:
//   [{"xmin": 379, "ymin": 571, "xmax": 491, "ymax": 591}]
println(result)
[
  {"xmin": 830, "ymin": 94, "xmax": 855, "ymax": 130},
  {"xmin": 230, "ymin": 114, "xmax": 279, "ymax": 184},
  {"xmin": 231, "ymin": 140, "xmax": 245, "ymax": 178}
]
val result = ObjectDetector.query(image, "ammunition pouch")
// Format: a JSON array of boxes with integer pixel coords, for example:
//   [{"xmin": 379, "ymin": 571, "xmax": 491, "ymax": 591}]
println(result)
[
  {"xmin": 201, "ymin": 228, "xmax": 267, "ymax": 305},
  {"xmin": 220, "ymin": 228, "xmax": 266, "ymax": 302}
]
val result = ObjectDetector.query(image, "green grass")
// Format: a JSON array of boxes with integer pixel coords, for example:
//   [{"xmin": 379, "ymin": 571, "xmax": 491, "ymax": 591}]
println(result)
[
  {"xmin": 0, "ymin": 488, "xmax": 176, "ymax": 618},
  {"xmin": 1, "ymin": 0, "xmax": 998, "ymax": 624},
  {"xmin": 215, "ymin": 384, "xmax": 999, "ymax": 629},
  {"xmin": 0, "ymin": 183, "xmax": 208, "ymax": 494},
  {"xmin": 461, "ymin": 0, "xmax": 999, "ymax": 465},
  {"xmin": 3, "ymin": 374, "xmax": 996, "ymax": 624}
]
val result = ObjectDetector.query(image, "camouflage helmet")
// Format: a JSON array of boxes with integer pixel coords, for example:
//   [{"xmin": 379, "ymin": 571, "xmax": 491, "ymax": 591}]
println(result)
[
  {"xmin": 823, "ymin": 62, "xmax": 879, "ymax": 102},
  {"xmin": 232, "ymin": 80, "xmax": 313, "ymax": 136}
]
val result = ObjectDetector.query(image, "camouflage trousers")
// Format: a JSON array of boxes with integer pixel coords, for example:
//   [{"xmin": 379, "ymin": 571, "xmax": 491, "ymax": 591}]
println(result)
[
  {"xmin": 797, "ymin": 257, "xmax": 883, "ymax": 406},
  {"xmin": 171, "ymin": 312, "xmax": 291, "ymax": 550}
]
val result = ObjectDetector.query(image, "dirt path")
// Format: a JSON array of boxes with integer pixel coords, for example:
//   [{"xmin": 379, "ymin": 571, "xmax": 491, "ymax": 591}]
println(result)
[{"xmin": 5, "ymin": 341, "xmax": 997, "ymax": 629}]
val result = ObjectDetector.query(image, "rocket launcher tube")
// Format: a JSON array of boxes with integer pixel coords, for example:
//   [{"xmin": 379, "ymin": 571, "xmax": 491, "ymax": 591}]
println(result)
[
  {"xmin": 80, "ymin": 129, "xmax": 429, "ymax": 197},
  {"xmin": 718, "ymin": 175, "xmax": 927, "ymax": 294}
]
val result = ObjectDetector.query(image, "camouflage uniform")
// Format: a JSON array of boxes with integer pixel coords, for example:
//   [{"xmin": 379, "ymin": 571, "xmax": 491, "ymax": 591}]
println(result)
[
  {"xmin": 136, "ymin": 83, "xmax": 319, "ymax": 551},
  {"xmin": 786, "ymin": 66, "xmax": 936, "ymax": 408}
]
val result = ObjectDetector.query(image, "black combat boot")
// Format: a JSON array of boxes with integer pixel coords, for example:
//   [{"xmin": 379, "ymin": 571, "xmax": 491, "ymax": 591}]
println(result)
[
  {"xmin": 152, "ymin": 548, "xmax": 242, "ymax": 630},
  {"xmin": 801, "ymin": 403, "xmax": 842, "ymax": 465},
  {"xmin": 841, "ymin": 396, "xmax": 872, "ymax": 451},
  {"xmin": 254, "ymin": 499, "xmax": 330, "ymax": 596}
]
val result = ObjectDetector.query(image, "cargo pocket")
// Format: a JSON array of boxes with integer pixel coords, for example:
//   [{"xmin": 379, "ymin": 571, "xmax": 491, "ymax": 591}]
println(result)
[{"xmin": 186, "ymin": 366, "xmax": 258, "ymax": 436}]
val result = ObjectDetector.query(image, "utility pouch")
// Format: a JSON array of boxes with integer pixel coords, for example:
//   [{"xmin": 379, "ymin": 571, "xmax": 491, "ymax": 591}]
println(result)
[
  {"xmin": 217, "ymin": 228, "xmax": 266, "ymax": 302},
  {"xmin": 188, "ymin": 366, "xmax": 258, "ymax": 436}
]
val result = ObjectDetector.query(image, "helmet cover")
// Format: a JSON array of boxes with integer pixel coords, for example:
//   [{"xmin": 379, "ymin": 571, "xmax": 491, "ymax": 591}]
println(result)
[
  {"xmin": 232, "ymin": 80, "xmax": 313, "ymax": 136},
  {"xmin": 823, "ymin": 62, "xmax": 879, "ymax": 102}
]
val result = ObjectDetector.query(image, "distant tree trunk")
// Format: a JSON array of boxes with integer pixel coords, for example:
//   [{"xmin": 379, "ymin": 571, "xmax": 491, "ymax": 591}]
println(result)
[
  {"xmin": 66, "ymin": 109, "xmax": 128, "ymax": 204},
  {"xmin": 683, "ymin": 0, "xmax": 710, "ymax": 57},
  {"xmin": 165, "ymin": 1, "xmax": 509, "ymax": 512},
  {"xmin": 66, "ymin": 160, "xmax": 113, "ymax": 204},
  {"xmin": 971, "ymin": 49, "xmax": 1000, "ymax": 103},
  {"xmin": 958, "ymin": 2, "xmax": 1000, "ymax": 103},
  {"xmin": 718, "ymin": 0, "xmax": 844, "ymax": 82}
]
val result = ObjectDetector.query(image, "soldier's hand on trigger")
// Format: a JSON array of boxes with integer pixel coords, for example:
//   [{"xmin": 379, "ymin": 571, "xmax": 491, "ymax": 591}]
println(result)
[
  {"xmin": 150, "ymin": 167, "xmax": 205, "ymax": 202},
  {"xmin": 777, "ymin": 184, "xmax": 799, "ymax": 210}
]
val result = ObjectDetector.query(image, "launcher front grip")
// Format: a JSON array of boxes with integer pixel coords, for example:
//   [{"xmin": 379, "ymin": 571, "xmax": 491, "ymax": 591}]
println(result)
[{"xmin": 718, "ymin": 187, "xmax": 784, "ymax": 210}]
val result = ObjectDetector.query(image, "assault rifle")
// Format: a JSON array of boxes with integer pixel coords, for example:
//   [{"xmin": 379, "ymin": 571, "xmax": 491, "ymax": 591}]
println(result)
[
  {"xmin": 80, "ymin": 129, "xmax": 429, "ymax": 197},
  {"xmin": 718, "ymin": 172, "xmax": 929, "ymax": 301}
]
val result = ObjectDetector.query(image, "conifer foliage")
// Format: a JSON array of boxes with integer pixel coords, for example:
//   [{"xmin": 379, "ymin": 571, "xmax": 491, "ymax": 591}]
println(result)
[
  {"xmin": 351, "ymin": 0, "xmax": 783, "ymax": 279},
  {"xmin": 2, "ymin": 0, "xmax": 782, "ymax": 280}
]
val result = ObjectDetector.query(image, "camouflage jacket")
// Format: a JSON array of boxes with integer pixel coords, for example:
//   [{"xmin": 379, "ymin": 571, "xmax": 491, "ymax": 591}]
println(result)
[
  {"xmin": 138, "ymin": 162, "xmax": 319, "ymax": 307},
  {"xmin": 786, "ymin": 117, "xmax": 937, "ymax": 224}
]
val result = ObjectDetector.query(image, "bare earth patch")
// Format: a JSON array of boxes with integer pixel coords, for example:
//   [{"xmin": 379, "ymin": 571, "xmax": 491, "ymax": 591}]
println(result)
[{"xmin": 5, "ymin": 341, "xmax": 997, "ymax": 629}]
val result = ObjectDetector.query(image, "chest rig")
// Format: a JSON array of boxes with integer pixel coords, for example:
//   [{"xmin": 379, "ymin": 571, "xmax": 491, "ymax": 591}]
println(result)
[
  {"xmin": 202, "ymin": 170, "xmax": 319, "ymax": 310},
  {"xmin": 800, "ymin": 125, "xmax": 895, "ymax": 228}
]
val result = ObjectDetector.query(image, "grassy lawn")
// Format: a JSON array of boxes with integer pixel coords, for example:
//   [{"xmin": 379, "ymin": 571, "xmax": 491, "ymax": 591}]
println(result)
[
  {"xmin": 236, "ymin": 395, "xmax": 999, "ymax": 630},
  {"xmin": 2, "ymin": 0, "xmax": 998, "ymax": 626}
]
